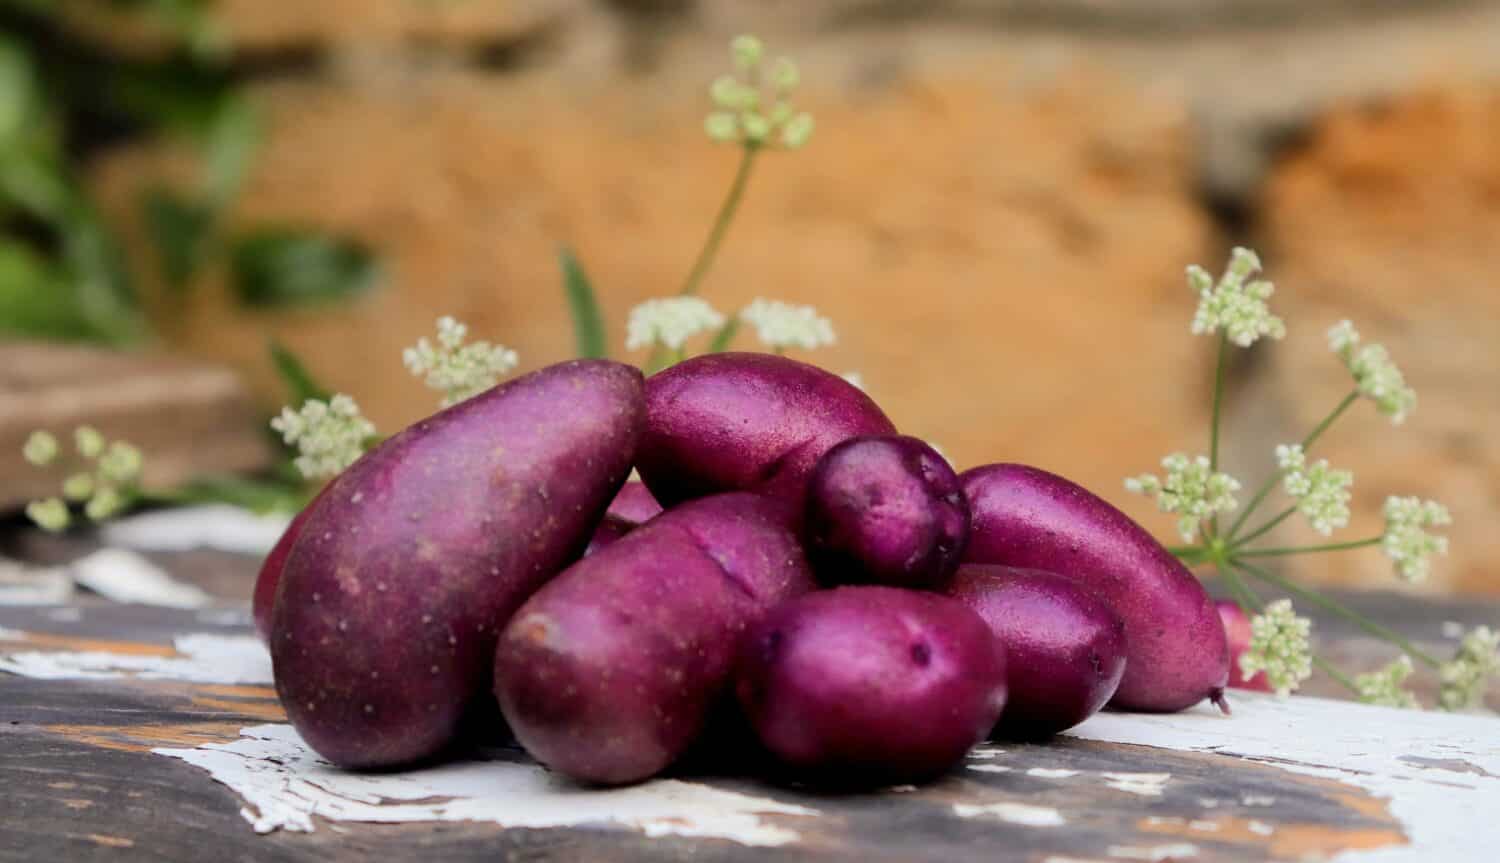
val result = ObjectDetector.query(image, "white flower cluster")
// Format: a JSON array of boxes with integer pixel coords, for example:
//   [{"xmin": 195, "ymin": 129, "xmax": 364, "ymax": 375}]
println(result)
[
  {"xmin": 21, "ymin": 427, "xmax": 144, "ymax": 531},
  {"xmin": 271, "ymin": 394, "xmax": 376, "ymax": 481},
  {"xmin": 740, "ymin": 299, "xmax": 835, "ymax": 352},
  {"xmin": 403, "ymin": 316, "xmax": 519, "ymax": 408},
  {"xmin": 1186, "ymin": 247, "xmax": 1286, "ymax": 348},
  {"xmin": 1327, "ymin": 320, "xmax": 1417, "ymax": 424},
  {"xmin": 1438, "ymin": 626, "xmax": 1499, "ymax": 711},
  {"xmin": 840, "ymin": 371, "xmax": 865, "ymax": 391},
  {"xmin": 1274, "ymin": 444, "xmax": 1353, "ymax": 536},
  {"xmin": 625, "ymin": 297, "xmax": 726, "ymax": 352},
  {"xmin": 1381, "ymin": 496, "xmax": 1451, "ymax": 583},
  {"xmin": 1239, "ymin": 599, "xmax": 1314, "ymax": 697},
  {"xmin": 1125, "ymin": 453, "xmax": 1241, "ymax": 541},
  {"xmin": 704, "ymin": 35, "xmax": 814, "ymax": 150},
  {"xmin": 1354, "ymin": 656, "xmax": 1419, "ymax": 709}
]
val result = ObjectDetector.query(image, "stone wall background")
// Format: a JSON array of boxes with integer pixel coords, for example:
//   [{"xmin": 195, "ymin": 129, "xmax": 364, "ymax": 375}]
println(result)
[{"xmin": 82, "ymin": 1, "xmax": 1500, "ymax": 594}]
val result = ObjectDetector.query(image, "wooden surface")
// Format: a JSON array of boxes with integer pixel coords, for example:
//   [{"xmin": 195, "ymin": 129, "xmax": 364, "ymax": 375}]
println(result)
[
  {"xmin": 2, "ymin": 539, "xmax": 1498, "ymax": 862},
  {"xmin": 0, "ymin": 342, "xmax": 273, "ymax": 511}
]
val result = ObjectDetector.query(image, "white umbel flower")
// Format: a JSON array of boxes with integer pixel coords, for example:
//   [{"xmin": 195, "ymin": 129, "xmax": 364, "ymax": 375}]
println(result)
[
  {"xmin": 1382, "ymin": 496, "xmax": 1451, "ymax": 583},
  {"xmin": 25, "ymin": 497, "xmax": 70, "ymax": 532},
  {"xmin": 740, "ymin": 299, "xmax": 835, "ymax": 351},
  {"xmin": 1187, "ymin": 247, "xmax": 1285, "ymax": 348},
  {"xmin": 22, "ymin": 430, "xmax": 58, "ymax": 466},
  {"xmin": 1327, "ymin": 320, "xmax": 1417, "ymax": 424},
  {"xmin": 1125, "ymin": 453, "xmax": 1241, "ymax": 541},
  {"xmin": 706, "ymin": 35, "xmax": 813, "ymax": 150},
  {"xmin": 1239, "ymin": 599, "xmax": 1313, "ymax": 697},
  {"xmin": 625, "ymin": 297, "xmax": 726, "ymax": 352},
  {"xmin": 1354, "ymin": 656, "xmax": 1420, "ymax": 709},
  {"xmin": 1438, "ymin": 626, "xmax": 1499, "ymax": 711},
  {"xmin": 271, "ymin": 394, "xmax": 376, "ymax": 480},
  {"xmin": 1275, "ymin": 444, "xmax": 1353, "ymax": 536},
  {"xmin": 403, "ymin": 316, "xmax": 518, "ymax": 408}
]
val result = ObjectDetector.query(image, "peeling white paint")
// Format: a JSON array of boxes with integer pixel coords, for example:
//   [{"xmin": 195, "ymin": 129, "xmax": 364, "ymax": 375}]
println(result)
[
  {"xmin": 1187, "ymin": 820, "xmax": 1218, "ymax": 832},
  {"xmin": 196, "ymin": 608, "xmax": 253, "ymax": 627},
  {"xmin": 154, "ymin": 724, "xmax": 816, "ymax": 845},
  {"xmin": 1027, "ymin": 768, "xmax": 1081, "ymax": 779},
  {"xmin": 44, "ymin": 607, "xmax": 82, "ymax": 622},
  {"xmin": 0, "ymin": 631, "xmax": 270, "ymax": 684},
  {"xmin": 1043, "ymin": 857, "xmax": 1111, "ymax": 863},
  {"xmin": 1248, "ymin": 820, "xmax": 1275, "ymax": 836},
  {"xmin": 1240, "ymin": 793, "xmax": 1276, "ymax": 807},
  {"xmin": 1099, "ymin": 772, "xmax": 1171, "ymax": 797},
  {"xmin": 1106, "ymin": 843, "xmax": 1199, "ymax": 861},
  {"xmin": 70, "ymin": 549, "xmax": 212, "ymax": 608},
  {"xmin": 0, "ymin": 558, "xmax": 73, "ymax": 605},
  {"xmin": 103, "ymin": 504, "xmax": 291, "ymax": 555},
  {"xmin": 966, "ymin": 747, "xmax": 1006, "ymax": 759},
  {"xmin": 883, "ymin": 784, "xmax": 918, "ymax": 793},
  {"xmin": 952, "ymin": 801, "xmax": 1065, "ymax": 826},
  {"xmin": 967, "ymin": 764, "xmax": 1012, "ymax": 774},
  {"xmin": 1070, "ymin": 690, "xmax": 1500, "ymax": 862}
]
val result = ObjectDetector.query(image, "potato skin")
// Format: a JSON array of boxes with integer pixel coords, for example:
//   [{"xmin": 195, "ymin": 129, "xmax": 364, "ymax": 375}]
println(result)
[
  {"xmin": 271, "ymin": 360, "xmax": 644, "ymax": 769},
  {"xmin": 606, "ymin": 480, "xmax": 663, "ymax": 524},
  {"xmin": 252, "ymin": 503, "xmax": 313, "ymax": 642},
  {"xmin": 638, "ymin": 353, "xmax": 896, "ymax": 512},
  {"xmin": 735, "ymin": 586, "xmax": 1007, "ymax": 785},
  {"xmin": 494, "ymin": 492, "xmax": 815, "ymax": 785},
  {"xmin": 943, "ymin": 565, "xmax": 1126, "ymax": 738},
  {"xmin": 806, "ymin": 435, "xmax": 968, "ymax": 588},
  {"xmin": 961, "ymin": 463, "xmax": 1228, "ymax": 713}
]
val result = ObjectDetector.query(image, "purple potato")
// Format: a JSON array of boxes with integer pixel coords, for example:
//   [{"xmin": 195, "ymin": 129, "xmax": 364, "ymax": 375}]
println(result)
[
  {"xmin": 944, "ymin": 565, "xmax": 1126, "ymax": 738},
  {"xmin": 271, "ymin": 360, "xmax": 644, "ymax": 769},
  {"xmin": 253, "ymin": 501, "xmax": 315, "ymax": 643},
  {"xmin": 735, "ymin": 586, "xmax": 1007, "ymax": 785},
  {"xmin": 638, "ymin": 353, "xmax": 896, "ymax": 515},
  {"xmin": 961, "ymin": 464, "xmax": 1229, "ymax": 713},
  {"xmin": 607, "ymin": 480, "xmax": 663, "ymax": 524},
  {"xmin": 494, "ymin": 492, "xmax": 815, "ymax": 785},
  {"xmin": 582, "ymin": 513, "xmax": 637, "ymax": 557},
  {"xmin": 805, "ymin": 435, "xmax": 968, "ymax": 588}
]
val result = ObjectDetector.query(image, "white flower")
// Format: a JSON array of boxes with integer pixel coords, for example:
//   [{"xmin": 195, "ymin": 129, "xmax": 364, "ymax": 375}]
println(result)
[
  {"xmin": 625, "ymin": 297, "xmax": 726, "ymax": 352},
  {"xmin": 22, "ymin": 430, "xmax": 58, "ymax": 466},
  {"xmin": 1274, "ymin": 444, "xmax": 1353, "ymax": 536},
  {"xmin": 1187, "ymin": 247, "xmax": 1285, "ymax": 348},
  {"xmin": 74, "ymin": 426, "xmax": 104, "ymax": 459},
  {"xmin": 1355, "ymin": 656, "xmax": 1420, "ymax": 709},
  {"xmin": 1327, "ymin": 320, "xmax": 1417, "ymax": 424},
  {"xmin": 62, "ymin": 473, "xmax": 94, "ymax": 502},
  {"xmin": 1125, "ymin": 453, "xmax": 1240, "ymax": 541},
  {"xmin": 740, "ymin": 299, "xmax": 835, "ymax": 351},
  {"xmin": 403, "ymin": 316, "xmax": 518, "ymax": 408},
  {"xmin": 706, "ymin": 35, "xmax": 813, "ymax": 150},
  {"xmin": 1382, "ymin": 496, "xmax": 1451, "ymax": 583},
  {"xmin": 85, "ymin": 486, "xmax": 124, "ymax": 522},
  {"xmin": 25, "ymin": 497, "xmax": 70, "ymax": 532},
  {"xmin": 98, "ymin": 441, "xmax": 144, "ymax": 485},
  {"xmin": 1239, "ymin": 599, "xmax": 1313, "ymax": 697},
  {"xmin": 271, "ymin": 394, "xmax": 376, "ymax": 480},
  {"xmin": 1438, "ymin": 626, "xmax": 1499, "ymax": 711}
]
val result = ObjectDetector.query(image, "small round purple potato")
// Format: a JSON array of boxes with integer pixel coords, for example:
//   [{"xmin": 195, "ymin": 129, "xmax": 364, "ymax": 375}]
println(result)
[
  {"xmin": 582, "ymin": 513, "xmax": 636, "ymax": 557},
  {"xmin": 962, "ymin": 463, "xmax": 1229, "ymax": 713},
  {"xmin": 944, "ymin": 565, "xmax": 1126, "ymax": 738},
  {"xmin": 606, "ymin": 480, "xmax": 663, "ymax": 524},
  {"xmin": 252, "ymin": 502, "xmax": 314, "ymax": 643},
  {"xmin": 735, "ymin": 586, "xmax": 1007, "ymax": 785},
  {"xmin": 272, "ymin": 360, "xmax": 644, "ymax": 769},
  {"xmin": 495, "ymin": 493, "xmax": 815, "ymax": 785},
  {"xmin": 806, "ymin": 435, "xmax": 968, "ymax": 588},
  {"xmin": 638, "ymin": 353, "xmax": 896, "ymax": 515}
]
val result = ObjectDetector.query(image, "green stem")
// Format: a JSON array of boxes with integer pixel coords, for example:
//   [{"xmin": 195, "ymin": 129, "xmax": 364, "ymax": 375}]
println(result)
[
  {"xmin": 1231, "ymin": 505, "xmax": 1297, "ymax": 550},
  {"xmin": 1312, "ymin": 654, "xmax": 1361, "ymax": 695},
  {"xmin": 1208, "ymin": 333, "xmax": 1229, "ymax": 537},
  {"xmin": 1236, "ymin": 537, "xmax": 1382, "ymax": 558},
  {"xmin": 1232, "ymin": 560, "xmax": 1441, "ymax": 669},
  {"xmin": 1227, "ymin": 388, "xmax": 1360, "ymax": 541},
  {"xmin": 1218, "ymin": 563, "xmax": 1263, "ymax": 614},
  {"xmin": 679, "ymin": 146, "xmax": 759, "ymax": 296}
]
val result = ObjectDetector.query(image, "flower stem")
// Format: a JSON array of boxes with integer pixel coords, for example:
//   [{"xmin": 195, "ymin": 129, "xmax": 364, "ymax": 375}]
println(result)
[
  {"xmin": 1218, "ymin": 563, "xmax": 1263, "ymax": 614},
  {"xmin": 1236, "ymin": 537, "xmax": 1381, "ymax": 558},
  {"xmin": 679, "ymin": 146, "xmax": 759, "ymax": 297},
  {"xmin": 1227, "ymin": 388, "xmax": 1360, "ymax": 541},
  {"xmin": 1232, "ymin": 560, "xmax": 1442, "ymax": 669},
  {"xmin": 1208, "ymin": 333, "xmax": 1229, "ymax": 538},
  {"xmin": 1311, "ymin": 654, "xmax": 1361, "ymax": 695},
  {"xmin": 1231, "ymin": 505, "xmax": 1297, "ymax": 550}
]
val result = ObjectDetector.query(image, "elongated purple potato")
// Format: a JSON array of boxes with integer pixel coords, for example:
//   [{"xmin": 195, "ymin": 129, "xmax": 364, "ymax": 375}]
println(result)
[
  {"xmin": 944, "ymin": 565, "xmax": 1126, "ymax": 737},
  {"xmin": 582, "ymin": 513, "xmax": 636, "ymax": 557},
  {"xmin": 806, "ymin": 435, "xmax": 968, "ymax": 587},
  {"xmin": 638, "ymin": 353, "xmax": 896, "ymax": 512},
  {"xmin": 961, "ymin": 464, "xmax": 1228, "ymax": 713},
  {"xmin": 494, "ymin": 493, "xmax": 815, "ymax": 785},
  {"xmin": 272, "ymin": 360, "xmax": 644, "ymax": 769},
  {"xmin": 606, "ymin": 480, "xmax": 663, "ymax": 524},
  {"xmin": 736, "ymin": 586, "xmax": 1007, "ymax": 785},
  {"xmin": 253, "ymin": 503, "xmax": 314, "ymax": 642}
]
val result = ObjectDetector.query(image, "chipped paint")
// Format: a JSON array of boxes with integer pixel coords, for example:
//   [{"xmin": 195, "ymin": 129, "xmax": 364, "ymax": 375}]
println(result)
[
  {"xmin": 967, "ymin": 747, "xmax": 1006, "ymax": 759},
  {"xmin": 967, "ymin": 764, "xmax": 1012, "ymax": 774},
  {"xmin": 155, "ymin": 724, "xmax": 816, "ymax": 845},
  {"xmin": 952, "ymin": 801, "xmax": 1066, "ymax": 826},
  {"xmin": 1070, "ymin": 690, "xmax": 1500, "ymax": 862},
  {"xmin": 70, "ymin": 549, "xmax": 212, "ymax": 609},
  {"xmin": 0, "ymin": 632, "xmax": 270, "ymax": 684},
  {"xmin": 1027, "ymin": 768, "xmax": 1081, "ymax": 779},
  {"xmin": 1249, "ymin": 820, "xmax": 1276, "ymax": 836},
  {"xmin": 1107, "ymin": 843, "xmax": 1199, "ymax": 860},
  {"xmin": 102, "ymin": 504, "xmax": 290, "ymax": 555},
  {"xmin": 1099, "ymin": 772, "xmax": 1171, "ymax": 796}
]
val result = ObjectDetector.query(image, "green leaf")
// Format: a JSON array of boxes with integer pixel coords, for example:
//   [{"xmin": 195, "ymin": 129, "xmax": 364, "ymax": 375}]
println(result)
[
  {"xmin": 230, "ymin": 227, "xmax": 380, "ymax": 309},
  {"xmin": 0, "ymin": 36, "xmax": 36, "ymax": 149},
  {"xmin": 267, "ymin": 339, "xmax": 332, "ymax": 405},
  {"xmin": 140, "ymin": 186, "xmax": 214, "ymax": 290},
  {"xmin": 559, "ymin": 246, "xmax": 607, "ymax": 359},
  {"xmin": 202, "ymin": 95, "xmax": 259, "ymax": 207},
  {"xmin": 0, "ymin": 239, "xmax": 93, "ymax": 340},
  {"xmin": 165, "ymin": 474, "xmax": 313, "ymax": 515},
  {"xmin": 708, "ymin": 317, "xmax": 740, "ymax": 353}
]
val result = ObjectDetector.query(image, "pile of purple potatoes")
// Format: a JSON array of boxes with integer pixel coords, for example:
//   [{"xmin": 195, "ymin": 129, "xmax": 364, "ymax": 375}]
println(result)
[{"xmin": 255, "ymin": 354, "xmax": 1230, "ymax": 785}]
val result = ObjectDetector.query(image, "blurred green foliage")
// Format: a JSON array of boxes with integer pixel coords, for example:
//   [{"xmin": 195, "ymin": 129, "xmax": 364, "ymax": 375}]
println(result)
[{"xmin": 0, "ymin": 0, "xmax": 378, "ymax": 346}]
